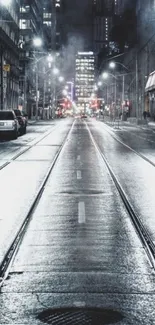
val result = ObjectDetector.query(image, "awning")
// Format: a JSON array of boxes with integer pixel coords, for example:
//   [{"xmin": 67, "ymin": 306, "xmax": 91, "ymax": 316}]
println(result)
[{"xmin": 145, "ymin": 70, "xmax": 155, "ymax": 92}]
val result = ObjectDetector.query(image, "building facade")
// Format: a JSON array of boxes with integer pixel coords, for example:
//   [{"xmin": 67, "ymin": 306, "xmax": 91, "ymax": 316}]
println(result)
[
  {"xmin": 55, "ymin": 0, "xmax": 64, "ymax": 51},
  {"xmin": 121, "ymin": 0, "xmax": 155, "ymax": 119},
  {"xmin": 75, "ymin": 52, "xmax": 95, "ymax": 112},
  {"xmin": 92, "ymin": 0, "xmax": 124, "ymax": 57},
  {"xmin": 19, "ymin": 0, "xmax": 57, "ymax": 117},
  {"xmin": 0, "ymin": 1, "xmax": 20, "ymax": 110}
]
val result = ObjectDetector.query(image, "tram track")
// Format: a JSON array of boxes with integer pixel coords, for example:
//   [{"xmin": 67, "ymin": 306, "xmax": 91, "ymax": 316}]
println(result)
[
  {"xmin": 0, "ymin": 121, "xmax": 75, "ymax": 288},
  {"xmin": 86, "ymin": 122, "xmax": 155, "ymax": 271},
  {"xmin": 99, "ymin": 121, "xmax": 155, "ymax": 168},
  {"xmin": 0, "ymin": 123, "xmax": 61, "ymax": 171}
]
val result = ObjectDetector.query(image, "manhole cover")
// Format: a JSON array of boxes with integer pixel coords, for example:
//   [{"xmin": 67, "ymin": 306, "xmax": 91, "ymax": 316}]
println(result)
[{"xmin": 37, "ymin": 307, "xmax": 124, "ymax": 324}]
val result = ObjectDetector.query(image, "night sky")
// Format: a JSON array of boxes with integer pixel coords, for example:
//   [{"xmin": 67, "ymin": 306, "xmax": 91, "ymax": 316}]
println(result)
[
  {"xmin": 61, "ymin": 0, "xmax": 136, "ymax": 79},
  {"xmin": 61, "ymin": 0, "xmax": 93, "ymax": 79},
  {"xmin": 62, "ymin": 0, "xmax": 93, "ymax": 50}
]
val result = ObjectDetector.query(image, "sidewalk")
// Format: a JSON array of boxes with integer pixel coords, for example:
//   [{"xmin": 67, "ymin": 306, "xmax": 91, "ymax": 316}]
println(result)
[
  {"xmin": 102, "ymin": 116, "xmax": 155, "ymax": 131},
  {"xmin": 27, "ymin": 119, "xmax": 37, "ymax": 125},
  {"xmin": 27, "ymin": 118, "xmax": 55, "ymax": 125}
]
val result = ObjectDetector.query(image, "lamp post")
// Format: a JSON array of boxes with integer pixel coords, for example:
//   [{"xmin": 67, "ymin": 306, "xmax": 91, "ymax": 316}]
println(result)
[
  {"xmin": 42, "ymin": 54, "xmax": 54, "ymax": 119},
  {"xmin": 33, "ymin": 37, "xmax": 43, "ymax": 120},
  {"xmin": 109, "ymin": 61, "xmax": 130, "ymax": 116},
  {"xmin": 102, "ymin": 72, "xmax": 117, "ymax": 120},
  {"xmin": 52, "ymin": 67, "xmax": 59, "ymax": 117},
  {"xmin": 97, "ymin": 81, "xmax": 109, "ymax": 105},
  {"xmin": 42, "ymin": 65, "xmax": 61, "ymax": 119}
]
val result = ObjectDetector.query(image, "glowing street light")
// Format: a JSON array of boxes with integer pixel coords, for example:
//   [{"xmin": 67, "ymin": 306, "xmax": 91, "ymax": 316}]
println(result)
[
  {"xmin": 53, "ymin": 67, "xmax": 59, "ymax": 75},
  {"xmin": 63, "ymin": 89, "xmax": 67, "ymax": 96},
  {"xmin": 59, "ymin": 76, "xmax": 64, "ymax": 82},
  {"xmin": 97, "ymin": 81, "xmax": 102, "ymax": 87},
  {"xmin": 109, "ymin": 62, "xmax": 116, "ymax": 69},
  {"xmin": 102, "ymin": 71, "xmax": 117, "ymax": 118},
  {"xmin": 33, "ymin": 37, "xmax": 42, "ymax": 47},
  {"xmin": 47, "ymin": 54, "xmax": 54, "ymax": 62},
  {"xmin": 102, "ymin": 72, "xmax": 109, "ymax": 79},
  {"xmin": 109, "ymin": 61, "xmax": 129, "ymax": 71},
  {"xmin": 109, "ymin": 61, "xmax": 129, "ymax": 114},
  {"xmin": 46, "ymin": 55, "xmax": 54, "ymax": 68}
]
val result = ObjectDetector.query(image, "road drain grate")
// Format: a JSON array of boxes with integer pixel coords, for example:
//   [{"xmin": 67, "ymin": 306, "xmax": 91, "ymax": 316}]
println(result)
[{"xmin": 37, "ymin": 308, "xmax": 124, "ymax": 324}]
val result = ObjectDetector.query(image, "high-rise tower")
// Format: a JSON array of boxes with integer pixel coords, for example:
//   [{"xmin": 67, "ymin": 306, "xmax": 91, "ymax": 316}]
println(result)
[
  {"xmin": 0, "ymin": 0, "xmax": 20, "ymax": 110},
  {"xmin": 75, "ymin": 52, "xmax": 95, "ymax": 112},
  {"xmin": 92, "ymin": 0, "xmax": 124, "ymax": 56}
]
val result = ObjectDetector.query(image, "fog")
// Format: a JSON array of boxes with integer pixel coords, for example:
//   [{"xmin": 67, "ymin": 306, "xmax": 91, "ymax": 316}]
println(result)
[{"xmin": 61, "ymin": 35, "xmax": 85, "ymax": 79}]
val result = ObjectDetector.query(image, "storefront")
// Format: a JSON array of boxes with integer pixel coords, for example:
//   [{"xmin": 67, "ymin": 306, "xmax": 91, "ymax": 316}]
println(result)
[{"xmin": 145, "ymin": 70, "xmax": 155, "ymax": 119}]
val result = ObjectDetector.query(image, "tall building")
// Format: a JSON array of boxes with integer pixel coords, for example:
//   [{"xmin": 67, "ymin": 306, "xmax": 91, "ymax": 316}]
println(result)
[
  {"xmin": 75, "ymin": 52, "xmax": 95, "ymax": 111},
  {"xmin": 0, "ymin": 1, "xmax": 20, "ymax": 110},
  {"xmin": 55, "ymin": 0, "xmax": 64, "ymax": 51},
  {"xmin": 93, "ymin": 0, "xmax": 124, "ymax": 56},
  {"xmin": 43, "ymin": 0, "xmax": 53, "ymax": 50},
  {"xmin": 19, "ymin": 0, "xmax": 57, "ymax": 117}
]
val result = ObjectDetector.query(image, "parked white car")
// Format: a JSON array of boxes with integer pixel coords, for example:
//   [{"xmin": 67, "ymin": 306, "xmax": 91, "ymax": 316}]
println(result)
[{"xmin": 0, "ymin": 110, "xmax": 19, "ymax": 140}]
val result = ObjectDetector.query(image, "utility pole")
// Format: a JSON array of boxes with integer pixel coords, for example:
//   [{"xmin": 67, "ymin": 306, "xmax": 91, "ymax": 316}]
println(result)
[
  {"xmin": 35, "ymin": 63, "xmax": 39, "ymax": 120},
  {"xmin": 114, "ymin": 78, "xmax": 117, "ymax": 119},
  {"xmin": 106, "ymin": 85, "xmax": 108, "ymax": 104},
  {"xmin": 42, "ymin": 66, "xmax": 46, "ymax": 119},
  {"xmin": 122, "ymin": 74, "xmax": 125, "ymax": 115},
  {"xmin": 24, "ymin": 69, "xmax": 27, "ymax": 112},
  {"xmin": 135, "ymin": 52, "xmax": 139, "ymax": 120}
]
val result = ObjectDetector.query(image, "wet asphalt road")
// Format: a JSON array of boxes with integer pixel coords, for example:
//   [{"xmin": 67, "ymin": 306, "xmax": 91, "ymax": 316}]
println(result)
[{"xmin": 0, "ymin": 118, "xmax": 155, "ymax": 324}]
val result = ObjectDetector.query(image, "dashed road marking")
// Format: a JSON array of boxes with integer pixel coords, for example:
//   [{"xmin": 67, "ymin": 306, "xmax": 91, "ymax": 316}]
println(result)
[
  {"xmin": 78, "ymin": 201, "xmax": 86, "ymax": 224},
  {"xmin": 77, "ymin": 155, "xmax": 81, "ymax": 160},
  {"xmin": 77, "ymin": 170, "xmax": 82, "ymax": 179},
  {"xmin": 74, "ymin": 301, "xmax": 86, "ymax": 307}
]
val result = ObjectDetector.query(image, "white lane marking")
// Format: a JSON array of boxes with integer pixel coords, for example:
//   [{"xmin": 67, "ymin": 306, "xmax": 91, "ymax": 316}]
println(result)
[
  {"xmin": 77, "ymin": 155, "xmax": 81, "ymax": 160},
  {"xmin": 78, "ymin": 201, "xmax": 86, "ymax": 224},
  {"xmin": 74, "ymin": 301, "xmax": 86, "ymax": 307},
  {"xmin": 77, "ymin": 170, "xmax": 82, "ymax": 179}
]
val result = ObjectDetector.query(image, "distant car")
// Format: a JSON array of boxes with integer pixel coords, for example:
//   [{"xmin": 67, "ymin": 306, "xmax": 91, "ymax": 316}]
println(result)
[
  {"xmin": 74, "ymin": 114, "xmax": 81, "ymax": 119},
  {"xmin": 0, "ymin": 110, "xmax": 19, "ymax": 140},
  {"xmin": 13, "ymin": 109, "xmax": 27, "ymax": 135},
  {"xmin": 81, "ymin": 114, "xmax": 87, "ymax": 118}
]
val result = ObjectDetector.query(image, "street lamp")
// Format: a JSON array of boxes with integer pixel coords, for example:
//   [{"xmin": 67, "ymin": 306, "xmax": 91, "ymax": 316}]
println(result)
[
  {"xmin": 102, "ymin": 72, "xmax": 109, "ymax": 79},
  {"xmin": 47, "ymin": 54, "xmax": 54, "ymax": 68},
  {"xmin": 63, "ymin": 89, "xmax": 67, "ymax": 96},
  {"xmin": 58, "ymin": 76, "xmax": 64, "ymax": 82},
  {"xmin": 32, "ymin": 37, "xmax": 43, "ymax": 120},
  {"xmin": 97, "ymin": 81, "xmax": 109, "ymax": 105},
  {"xmin": 109, "ymin": 61, "xmax": 130, "ymax": 116},
  {"xmin": 47, "ymin": 54, "xmax": 53, "ymax": 62},
  {"xmin": 102, "ymin": 72, "xmax": 117, "ymax": 119},
  {"xmin": 53, "ymin": 67, "xmax": 59, "ymax": 75},
  {"xmin": 109, "ymin": 61, "xmax": 129, "ymax": 71},
  {"xmin": 33, "ymin": 37, "xmax": 42, "ymax": 47}
]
